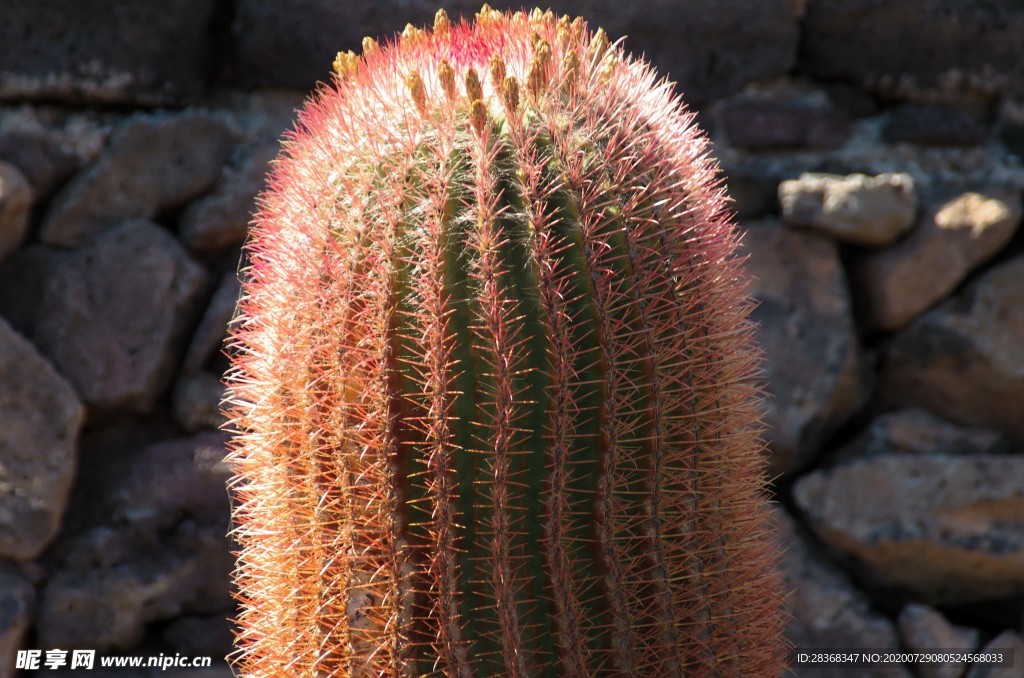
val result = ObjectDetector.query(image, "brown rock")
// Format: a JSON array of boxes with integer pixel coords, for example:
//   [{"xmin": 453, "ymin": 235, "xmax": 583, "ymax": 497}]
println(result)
[
  {"xmin": 232, "ymin": 0, "xmax": 801, "ymax": 104},
  {"xmin": 0, "ymin": 563, "xmax": 33, "ymax": 678},
  {"xmin": 856, "ymin": 190, "xmax": 1022, "ymax": 331},
  {"xmin": 31, "ymin": 220, "xmax": 208, "ymax": 411},
  {"xmin": 773, "ymin": 507, "xmax": 911, "ymax": 678},
  {"xmin": 793, "ymin": 454, "xmax": 1024, "ymax": 605},
  {"xmin": 0, "ymin": 0, "xmax": 217, "ymax": 105},
  {"xmin": 780, "ymin": 172, "xmax": 917, "ymax": 246},
  {"xmin": 741, "ymin": 219, "xmax": 869, "ymax": 475},
  {"xmin": 41, "ymin": 112, "xmax": 236, "ymax": 247},
  {"xmin": 0, "ymin": 317, "xmax": 84, "ymax": 560},
  {"xmin": 801, "ymin": 1, "xmax": 1024, "ymax": 104},
  {"xmin": 835, "ymin": 408, "xmax": 1007, "ymax": 465},
  {"xmin": 880, "ymin": 256, "xmax": 1024, "ymax": 438},
  {"xmin": 0, "ymin": 161, "xmax": 32, "ymax": 263},
  {"xmin": 898, "ymin": 603, "xmax": 978, "ymax": 678},
  {"xmin": 966, "ymin": 630, "xmax": 1024, "ymax": 678},
  {"xmin": 179, "ymin": 142, "xmax": 276, "ymax": 253}
]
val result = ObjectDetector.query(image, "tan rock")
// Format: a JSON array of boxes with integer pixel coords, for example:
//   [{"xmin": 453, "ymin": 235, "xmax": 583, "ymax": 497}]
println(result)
[
  {"xmin": 881, "ymin": 256, "xmax": 1024, "ymax": 438},
  {"xmin": 780, "ymin": 172, "xmax": 917, "ymax": 245},
  {"xmin": 0, "ymin": 161, "xmax": 32, "ymax": 262},
  {"xmin": 794, "ymin": 454, "xmax": 1024, "ymax": 605},
  {"xmin": 856, "ymin": 190, "xmax": 1022, "ymax": 330},
  {"xmin": 741, "ymin": 219, "xmax": 869, "ymax": 475}
]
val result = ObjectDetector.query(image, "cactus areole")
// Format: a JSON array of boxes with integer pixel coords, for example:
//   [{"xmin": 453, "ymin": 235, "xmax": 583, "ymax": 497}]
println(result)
[{"xmin": 226, "ymin": 6, "xmax": 786, "ymax": 676}]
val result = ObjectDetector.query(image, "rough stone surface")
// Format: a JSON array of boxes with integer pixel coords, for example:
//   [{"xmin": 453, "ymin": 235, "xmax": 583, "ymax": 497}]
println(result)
[
  {"xmin": 173, "ymin": 372, "xmax": 227, "ymax": 433},
  {"xmin": 180, "ymin": 141, "xmax": 276, "ymax": 253},
  {"xmin": 794, "ymin": 454, "xmax": 1024, "ymax": 605},
  {"xmin": 740, "ymin": 219, "xmax": 869, "ymax": 475},
  {"xmin": 881, "ymin": 257, "xmax": 1024, "ymax": 438},
  {"xmin": 41, "ymin": 113, "xmax": 236, "ymax": 247},
  {"xmin": 232, "ymin": 0, "xmax": 801, "ymax": 103},
  {"xmin": 898, "ymin": 603, "xmax": 978, "ymax": 678},
  {"xmin": 163, "ymin": 615, "xmax": 234, "ymax": 658},
  {"xmin": 30, "ymin": 220, "xmax": 208, "ymax": 411},
  {"xmin": 183, "ymin": 273, "xmax": 240, "ymax": 374},
  {"xmin": 773, "ymin": 507, "xmax": 911, "ymax": 678},
  {"xmin": 883, "ymin": 105, "xmax": 987, "ymax": 147},
  {"xmin": 38, "ymin": 526, "xmax": 232, "ymax": 651},
  {"xmin": 834, "ymin": 408, "xmax": 1008, "ymax": 465},
  {"xmin": 801, "ymin": 1, "xmax": 1024, "ymax": 103},
  {"xmin": 855, "ymin": 190, "xmax": 1022, "ymax": 331},
  {"xmin": 0, "ymin": 317, "xmax": 85, "ymax": 561},
  {"xmin": 37, "ymin": 433, "xmax": 233, "ymax": 651},
  {"xmin": 719, "ymin": 97, "xmax": 851, "ymax": 150},
  {"xmin": 0, "ymin": 130, "xmax": 77, "ymax": 198},
  {"xmin": 0, "ymin": 1, "xmax": 217, "ymax": 105},
  {"xmin": 0, "ymin": 161, "xmax": 32, "ymax": 263},
  {"xmin": 966, "ymin": 630, "xmax": 1024, "ymax": 678},
  {"xmin": 0, "ymin": 563, "xmax": 33, "ymax": 678},
  {"xmin": 779, "ymin": 172, "xmax": 917, "ymax": 246}
]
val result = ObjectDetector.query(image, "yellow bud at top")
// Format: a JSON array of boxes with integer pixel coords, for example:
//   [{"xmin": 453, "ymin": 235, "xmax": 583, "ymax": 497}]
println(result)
[
  {"xmin": 438, "ymin": 60, "xmax": 457, "ymax": 100},
  {"xmin": 361, "ymin": 36, "xmax": 377, "ymax": 54},
  {"xmin": 402, "ymin": 23, "xmax": 424, "ymax": 43},
  {"xmin": 332, "ymin": 50, "xmax": 358, "ymax": 80},
  {"xmin": 406, "ymin": 70, "xmax": 427, "ymax": 116},
  {"xmin": 434, "ymin": 8, "xmax": 450, "ymax": 34},
  {"xmin": 476, "ymin": 4, "xmax": 501, "ymax": 24},
  {"xmin": 489, "ymin": 54, "xmax": 506, "ymax": 88}
]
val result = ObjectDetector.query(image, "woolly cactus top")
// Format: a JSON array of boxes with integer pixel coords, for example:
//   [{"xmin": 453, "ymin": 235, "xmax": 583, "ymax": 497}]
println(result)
[{"xmin": 227, "ymin": 6, "xmax": 786, "ymax": 677}]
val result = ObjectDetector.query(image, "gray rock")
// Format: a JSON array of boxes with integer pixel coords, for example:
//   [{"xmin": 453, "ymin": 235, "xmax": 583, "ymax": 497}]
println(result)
[
  {"xmin": 740, "ymin": 219, "xmax": 869, "ymax": 475},
  {"xmin": 41, "ymin": 113, "xmax": 236, "ymax": 247},
  {"xmin": 780, "ymin": 172, "xmax": 917, "ymax": 246},
  {"xmin": 0, "ymin": 563, "xmax": 33, "ymax": 678},
  {"xmin": 0, "ymin": 130, "xmax": 76, "ymax": 198},
  {"xmin": 717, "ymin": 150, "xmax": 821, "ymax": 219},
  {"xmin": 37, "ymin": 523, "xmax": 232, "ymax": 650},
  {"xmin": 898, "ymin": 603, "xmax": 978, "ymax": 678},
  {"xmin": 183, "ymin": 273, "xmax": 241, "ymax": 374},
  {"xmin": 180, "ymin": 142, "xmax": 276, "ymax": 254},
  {"xmin": 719, "ymin": 97, "xmax": 851, "ymax": 150},
  {"xmin": 0, "ymin": 161, "xmax": 31, "ymax": 263},
  {"xmin": 773, "ymin": 507, "xmax": 911, "ymax": 678},
  {"xmin": 965, "ymin": 630, "xmax": 1024, "ymax": 678},
  {"xmin": 111, "ymin": 432, "xmax": 231, "ymax": 531},
  {"xmin": 173, "ymin": 372, "xmax": 227, "ymax": 433},
  {"xmin": 0, "ymin": 317, "xmax": 84, "ymax": 560},
  {"xmin": 883, "ymin": 105, "xmax": 987, "ymax": 147},
  {"xmin": 232, "ymin": 0, "xmax": 801, "ymax": 104},
  {"xmin": 880, "ymin": 256, "xmax": 1024, "ymax": 439},
  {"xmin": 163, "ymin": 614, "xmax": 234, "ymax": 659},
  {"xmin": 30, "ymin": 220, "xmax": 208, "ymax": 411},
  {"xmin": 801, "ymin": 1, "xmax": 1024, "ymax": 104},
  {"xmin": 0, "ymin": 1, "xmax": 217, "ymax": 105},
  {"xmin": 794, "ymin": 454, "xmax": 1024, "ymax": 605},
  {"xmin": 835, "ymin": 408, "xmax": 1007, "ymax": 465},
  {"xmin": 855, "ymin": 190, "xmax": 1022, "ymax": 331}
]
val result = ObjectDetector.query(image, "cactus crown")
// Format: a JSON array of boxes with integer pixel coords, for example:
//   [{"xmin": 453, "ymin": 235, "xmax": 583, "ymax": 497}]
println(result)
[{"xmin": 226, "ymin": 5, "xmax": 786, "ymax": 676}]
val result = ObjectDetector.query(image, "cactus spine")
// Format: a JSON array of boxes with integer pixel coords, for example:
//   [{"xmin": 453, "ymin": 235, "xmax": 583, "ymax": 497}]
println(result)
[{"xmin": 226, "ymin": 6, "xmax": 786, "ymax": 676}]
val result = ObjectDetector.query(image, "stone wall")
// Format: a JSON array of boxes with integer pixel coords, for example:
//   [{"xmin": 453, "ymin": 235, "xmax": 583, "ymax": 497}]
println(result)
[{"xmin": 1, "ymin": 2, "xmax": 1023, "ymax": 676}]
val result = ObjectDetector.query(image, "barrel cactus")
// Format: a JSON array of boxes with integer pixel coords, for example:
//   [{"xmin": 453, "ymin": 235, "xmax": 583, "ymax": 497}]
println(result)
[{"xmin": 226, "ymin": 6, "xmax": 786, "ymax": 676}]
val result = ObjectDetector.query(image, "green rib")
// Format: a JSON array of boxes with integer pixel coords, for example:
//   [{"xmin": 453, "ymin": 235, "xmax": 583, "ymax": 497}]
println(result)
[{"xmin": 489, "ymin": 136, "xmax": 556, "ymax": 673}]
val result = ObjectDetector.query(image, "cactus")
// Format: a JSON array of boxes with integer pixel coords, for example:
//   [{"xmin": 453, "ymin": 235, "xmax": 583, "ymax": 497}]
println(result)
[{"xmin": 225, "ymin": 6, "xmax": 787, "ymax": 676}]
